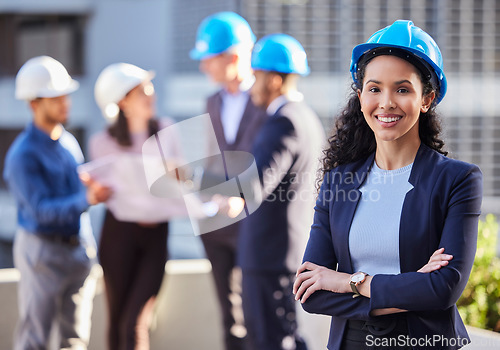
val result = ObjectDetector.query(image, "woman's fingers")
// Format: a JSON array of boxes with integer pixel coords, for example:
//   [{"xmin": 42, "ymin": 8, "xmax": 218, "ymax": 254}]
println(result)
[
  {"xmin": 293, "ymin": 262, "xmax": 322, "ymax": 300},
  {"xmin": 296, "ymin": 261, "xmax": 319, "ymax": 276},
  {"xmin": 418, "ymin": 264, "xmax": 441, "ymax": 273},
  {"xmin": 293, "ymin": 271, "xmax": 307, "ymax": 294},
  {"xmin": 299, "ymin": 283, "xmax": 319, "ymax": 304},
  {"xmin": 428, "ymin": 253, "xmax": 453, "ymax": 264},
  {"xmin": 293, "ymin": 268, "xmax": 315, "ymax": 294},
  {"xmin": 294, "ymin": 275, "xmax": 317, "ymax": 302},
  {"xmin": 430, "ymin": 247, "xmax": 445, "ymax": 257},
  {"xmin": 417, "ymin": 249, "xmax": 453, "ymax": 273}
]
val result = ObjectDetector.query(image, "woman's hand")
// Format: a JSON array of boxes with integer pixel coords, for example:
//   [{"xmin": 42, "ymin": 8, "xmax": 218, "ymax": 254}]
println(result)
[
  {"xmin": 293, "ymin": 261, "xmax": 350, "ymax": 304},
  {"xmin": 80, "ymin": 173, "xmax": 112, "ymax": 205},
  {"xmin": 417, "ymin": 248, "xmax": 453, "ymax": 273}
]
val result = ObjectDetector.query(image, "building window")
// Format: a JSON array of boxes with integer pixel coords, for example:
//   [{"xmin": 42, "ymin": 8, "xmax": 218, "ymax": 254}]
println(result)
[
  {"xmin": 445, "ymin": 116, "xmax": 500, "ymax": 197},
  {"xmin": 170, "ymin": 0, "xmax": 236, "ymax": 73},
  {"xmin": 0, "ymin": 14, "xmax": 86, "ymax": 77}
]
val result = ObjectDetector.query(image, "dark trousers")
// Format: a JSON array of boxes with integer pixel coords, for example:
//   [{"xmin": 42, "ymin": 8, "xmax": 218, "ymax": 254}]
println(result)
[
  {"xmin": 341, "ymin": 314, "xmax": 410, "ymax": 350},
  {"xmin": 99, "ymin": 210, "xmax": 168, "ymax": 350},
  {"xmin": 242, "ymin": 271, "xmax": 308, "ymax": 350},
  {"xmin": 202, "ymin": 230, "xmax": 246, "ymax": 350}
]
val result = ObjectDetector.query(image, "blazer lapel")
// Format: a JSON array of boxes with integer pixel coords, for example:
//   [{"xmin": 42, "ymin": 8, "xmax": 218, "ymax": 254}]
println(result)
[
  {"xmin": 398, "ymin": 143, "xmax": 430, "ymax": 272},
  {"xmin": 332, "ymin": 153, "xmax": 375, "ymax": 273},
  {"xmin": 209, "ymin": 92, "xmax": 227, "ymax": 149}
]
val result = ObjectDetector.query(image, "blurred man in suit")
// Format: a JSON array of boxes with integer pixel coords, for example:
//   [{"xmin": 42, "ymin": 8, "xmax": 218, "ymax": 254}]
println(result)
[
  {"xmin": 239, "ymin": 34, "xmax": 325, "ymax": 350},
  {"xmin": 190, "ymin": 12, "xmax": 267, "ymax": 350}
]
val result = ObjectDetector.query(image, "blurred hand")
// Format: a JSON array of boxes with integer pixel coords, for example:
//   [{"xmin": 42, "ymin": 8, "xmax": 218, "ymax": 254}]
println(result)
[
  {"xmin": 80, "ymin": 172, "xmax": 112, "ymax": 205},
  {"xmin": 417, "ymin": 248, "xmax": 453, "ymax": 273},
  {"xmin": 211, "ymin": 194, "xmax": 245, "ymax": 218}
]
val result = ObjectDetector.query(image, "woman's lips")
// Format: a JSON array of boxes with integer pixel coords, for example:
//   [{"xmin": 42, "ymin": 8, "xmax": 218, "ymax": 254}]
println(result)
[{"xmin": 375, "ymin": 114, "xmax": 402, "ymax": 127}]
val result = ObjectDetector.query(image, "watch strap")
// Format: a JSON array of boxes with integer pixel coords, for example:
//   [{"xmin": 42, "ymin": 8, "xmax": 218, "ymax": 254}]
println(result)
[{"xmin": 350, "ymin": 282, "xmax": 361, "ymax": 298}]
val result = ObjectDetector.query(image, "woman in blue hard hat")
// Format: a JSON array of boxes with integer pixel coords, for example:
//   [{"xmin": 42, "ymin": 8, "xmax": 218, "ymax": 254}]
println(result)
[{"xmin": 293, "ymin": 20, "xmax": 482, "ymax": 349}]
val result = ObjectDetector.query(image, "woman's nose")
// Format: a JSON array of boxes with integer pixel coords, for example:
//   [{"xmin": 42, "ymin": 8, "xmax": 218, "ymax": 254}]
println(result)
[{"xmin": 380, "ymin": 92, "xmax": 395, "ymax": 109}]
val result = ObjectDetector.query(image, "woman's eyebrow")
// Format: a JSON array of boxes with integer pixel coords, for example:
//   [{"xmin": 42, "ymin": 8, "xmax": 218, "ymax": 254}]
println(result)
[
  {"xmin": 364, "ymin": 79, "xmax": 414, "ymax": 86},
  {"xmin": 395, "ymin": 79, "xmax": 412, "ymax": 85}
]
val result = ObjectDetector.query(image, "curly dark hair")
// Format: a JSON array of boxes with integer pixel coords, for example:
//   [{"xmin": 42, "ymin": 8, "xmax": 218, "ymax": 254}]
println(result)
[
  {"xmin": 319, "ymin": 54, "xmax": 447, "ymax": 187},
  {"xmin": 108, "ymin": 109, "xmax": 159, "ymax": 147}
]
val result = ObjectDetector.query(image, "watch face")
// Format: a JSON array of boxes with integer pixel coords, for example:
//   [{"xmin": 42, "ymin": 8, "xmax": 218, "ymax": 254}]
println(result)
[{"xmin": 351, "ymin": 272, "xmax": 366, "ymax": 283}]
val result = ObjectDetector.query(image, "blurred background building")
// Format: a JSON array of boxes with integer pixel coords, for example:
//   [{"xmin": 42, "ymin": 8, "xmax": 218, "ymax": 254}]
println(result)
[{"xmin": 1, "ymin": 0, "xmax": 500, "ymax": 266}]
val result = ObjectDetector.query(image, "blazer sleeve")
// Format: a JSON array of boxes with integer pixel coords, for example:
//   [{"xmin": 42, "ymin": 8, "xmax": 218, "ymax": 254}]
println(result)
[
  {"xmin": 300, "ymin": 172, "xmax": 374, "ymax": 321},
  {"xmin": 370, "ymin": 165, "xmax": 482, "ymax": 311},
  {"xmin": 252, "ymin": 116, "xmax": 298, "ymax": 199}
]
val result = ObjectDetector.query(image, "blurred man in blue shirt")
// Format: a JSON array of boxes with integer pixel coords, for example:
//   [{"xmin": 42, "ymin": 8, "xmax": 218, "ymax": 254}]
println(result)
[{"xmin": 4, "ymin": 56, "xmax": 110, "ymax": 350}]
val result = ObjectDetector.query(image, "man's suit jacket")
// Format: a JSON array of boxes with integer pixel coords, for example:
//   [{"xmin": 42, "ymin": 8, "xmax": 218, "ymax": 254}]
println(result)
[
  {"xmin": 301, "ymin": 144, "xmax": 483, "ymax": 350},
  {"xmin": 203, "ymin": 90, "xmax": 267, "ymax": 244},
  {"xmin": 239, "ymin": 100, "xmax": 326, "ymax": 273}
]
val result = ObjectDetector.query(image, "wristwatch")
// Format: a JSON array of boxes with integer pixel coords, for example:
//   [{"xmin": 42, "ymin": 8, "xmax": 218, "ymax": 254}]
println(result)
[{"xmin": 350, "ymin": 271, "xmax": 369, "ymax": 298}]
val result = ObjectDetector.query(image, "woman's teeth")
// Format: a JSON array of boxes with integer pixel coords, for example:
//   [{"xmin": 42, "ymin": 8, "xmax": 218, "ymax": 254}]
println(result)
[{"xmin": 377, "ymin": 116, "xmax": 401, "ymax": 123}]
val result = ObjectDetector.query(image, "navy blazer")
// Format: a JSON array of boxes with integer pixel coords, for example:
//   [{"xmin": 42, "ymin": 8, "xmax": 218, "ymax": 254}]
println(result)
[
  {"xmin": 239, "ymin": 100, "xmax": 325, "ymax": 272},
  {"xmin": 202, "ymin": 90, "xmax": 267, "ymax": 243},
  {"xmin": 301, "ymin": 144, "xmax": 483, "ymax": 350}
]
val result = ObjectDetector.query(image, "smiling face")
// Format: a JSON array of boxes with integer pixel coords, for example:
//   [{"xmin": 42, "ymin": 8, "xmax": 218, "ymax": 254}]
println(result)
[{"xmin": 357, "ymin": 55, "xmax": 435, "ymax": 147}]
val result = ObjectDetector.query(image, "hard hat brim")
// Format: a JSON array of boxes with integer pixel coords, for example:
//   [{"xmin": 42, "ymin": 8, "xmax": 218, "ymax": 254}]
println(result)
[
  {"xmin": 350, "ymin": 42, "xmax": 447, "ymax": 104},
  {"xmin": 190, "ymin": 47, "xmax": 230, "ymax": 61},
  {"xmin": 252, "ymin": 66, "xmax": 310, "ymax": 77},
  {"xmin": 16, "ymin": 79, "xmax": 80, "ymax": 100},
  {"xmin": 190, "ymin": 48, "xmax": 211, "ymax": 60}
]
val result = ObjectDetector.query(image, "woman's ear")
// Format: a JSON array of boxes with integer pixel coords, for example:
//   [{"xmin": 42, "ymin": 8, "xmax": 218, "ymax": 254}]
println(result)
[
  {"xmin": 117, "ymin": 98, "xmax": 128, "ymax": 117},
  {"xmin": 421, "ymin": 91, "xmax": 435, "ymax": 113},
  {"xmin": 267, "ymin": 73, "xmax": 283, "ymax": 92},
  {"xmin": 357, "ymin": 89, "xmax": 363, "ymax": 112}
]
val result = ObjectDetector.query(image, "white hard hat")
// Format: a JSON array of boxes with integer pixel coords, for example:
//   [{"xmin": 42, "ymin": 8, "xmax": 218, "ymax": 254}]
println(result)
[
  {"xmin": 15, "ymin": 56, "xmax": 79, "ymax": 101},
  {"xmin": 94, "ymin": 63, "xmax": 155, "ymax": 119}
]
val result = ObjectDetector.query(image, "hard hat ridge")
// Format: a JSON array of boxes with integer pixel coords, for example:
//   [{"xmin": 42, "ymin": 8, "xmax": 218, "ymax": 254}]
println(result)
[
  {"xmin": 350, "ymin": 20, "xmax": 447, "ymax": 104},
  {"xmin": 251, "ymin": 34, "xmax": 310, "ymax": 76},
  {"xmin": 15, "ymin": 56, "xmax": 79, "ymax": 101},
  {"xmin": 94, "ymin": 63, "xmax": 155, "ymax": 119},
  {"xmin": 190, "ymin": 11, "xmax": 255, "ymax": 60}
]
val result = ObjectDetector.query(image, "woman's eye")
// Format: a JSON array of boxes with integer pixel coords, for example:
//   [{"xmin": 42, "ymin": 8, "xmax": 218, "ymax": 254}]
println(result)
[
  {"xmin": 397, "ymin": 88, "xmax": 409, "ymax": 93},
  {"xmin": 368, "ymin": 87, "xmax": 380, "ymax": 93}
]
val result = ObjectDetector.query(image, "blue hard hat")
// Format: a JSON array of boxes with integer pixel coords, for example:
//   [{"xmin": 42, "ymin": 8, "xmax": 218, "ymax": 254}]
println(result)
[
  {"xmin": 350, "ymin": 20, "xmax": 447, "ymax": 104},
  {"xmin": 190, "ymin": 12, "xmax": 255, "ymax": 60},
  {"xmin": 251, "ymin": 34, "xmax": 310, "ymax": 76}
]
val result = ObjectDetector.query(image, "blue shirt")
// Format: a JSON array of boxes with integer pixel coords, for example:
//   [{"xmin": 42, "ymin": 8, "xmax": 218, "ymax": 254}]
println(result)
[
  {"xmin": 3, "ymin": 123, "xmax": 89, "ymax": 237},
  {"xmin": 349, "ymin": 161, "xmax": 413, "ymax": 275},
  {"xmin": 220, "ymin": 90, "xmax": 250, "ymax": 144}
]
